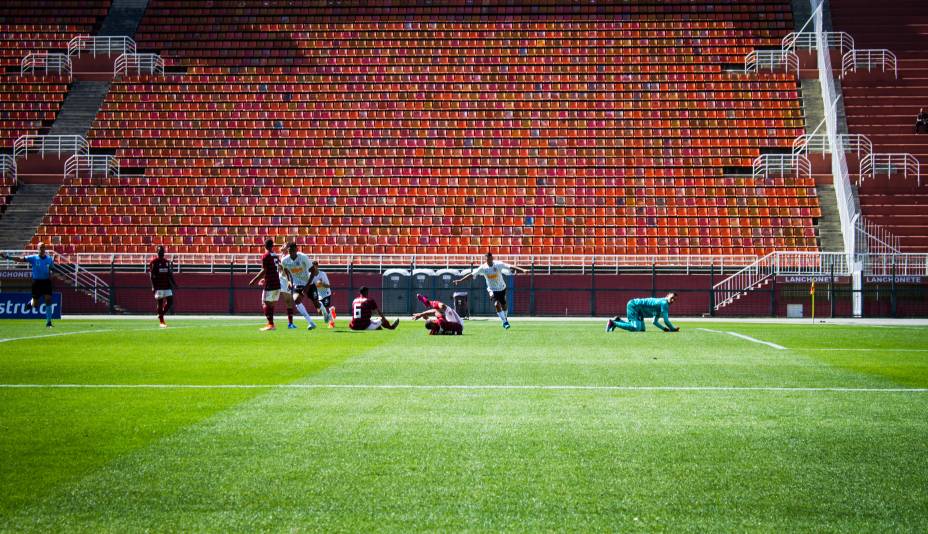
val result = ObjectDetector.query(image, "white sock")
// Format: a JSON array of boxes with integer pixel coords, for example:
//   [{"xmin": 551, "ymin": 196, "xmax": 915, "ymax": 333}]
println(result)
[
  {"xmin": 321, "ymin": 306, "xmax": 332, "ymax": 323},
  {"xmin": 497, "ymin": 311, "xmax": 507, "ymax": 322},
  {"xmin": 295, "ymin": 303, "xmax": 315, "ymax": 326}
]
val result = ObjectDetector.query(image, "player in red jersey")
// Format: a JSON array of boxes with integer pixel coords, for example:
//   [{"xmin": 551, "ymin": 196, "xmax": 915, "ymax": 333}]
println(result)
[
  {"xmin": 413, "ymin": 294, "xmax": 463, "ymax": 335},
  {"xmin": 348, "ymin": 286, "xmax": 399, "ymax": 331},
  {"xmin": 148, "ymin": 245, "xmax": 177, "ymax": 328},
  {"xmin": 248, "ymin": 238, "xmax": 283, "ymax": 331}
]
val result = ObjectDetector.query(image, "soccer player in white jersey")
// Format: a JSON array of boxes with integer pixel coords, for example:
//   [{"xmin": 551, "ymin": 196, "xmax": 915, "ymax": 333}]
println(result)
[
  {"xmin": 452, "ymin": 252, "xmax": 527, "ymax": 329},
  {"xmin": 278, "ymin": 244, "xmax": 296, "ymax": 329},
  {"xmin": 309, "ymin": 261, "xmax": 336, "ymax": 328},
  {"xmin": 280, "ymin": 242, "xmax": 317, "ymax": 330}
]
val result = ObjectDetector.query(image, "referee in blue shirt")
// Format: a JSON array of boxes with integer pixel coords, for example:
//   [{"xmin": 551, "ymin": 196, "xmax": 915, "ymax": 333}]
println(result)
[{"xmin": 2, "ymin": 242, "xmax": 56, "ymax": 327}]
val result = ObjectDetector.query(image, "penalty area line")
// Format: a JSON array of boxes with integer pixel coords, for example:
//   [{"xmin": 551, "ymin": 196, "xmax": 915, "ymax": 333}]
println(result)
[
  {"xmin": 0, "ymin": 384, "xmax": 925, "ymax": 393},
  {"xmin": 696, "ymin": 328, "xmax": 787, "ymax": 350}
]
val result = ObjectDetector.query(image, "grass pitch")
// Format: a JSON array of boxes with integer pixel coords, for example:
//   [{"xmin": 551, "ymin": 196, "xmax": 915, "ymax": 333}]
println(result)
[{"xmin": 0, "ymin": 317, "xmax": 927, "ymax": 532}]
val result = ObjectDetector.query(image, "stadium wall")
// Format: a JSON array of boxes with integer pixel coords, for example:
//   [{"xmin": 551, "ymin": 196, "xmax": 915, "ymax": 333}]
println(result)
[{"xmin": 52, "ymin": 273, "xmax": 928, "ymax": 318}]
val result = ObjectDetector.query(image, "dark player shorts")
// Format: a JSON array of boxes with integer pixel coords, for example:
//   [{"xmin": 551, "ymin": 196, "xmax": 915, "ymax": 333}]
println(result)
[
  {"xmin": 490, "ymin": 289, "xmax": 507, "ymax": 308},
  {"xmin": 31, "ymin": 279, "xmax": 53, "ymax": 298},
  {"xmin": 319, "ymin": 295, "xmax": 331, "ymax": 309}
]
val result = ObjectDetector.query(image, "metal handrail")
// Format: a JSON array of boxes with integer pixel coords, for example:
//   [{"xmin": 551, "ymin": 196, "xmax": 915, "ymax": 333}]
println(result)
[
  {"xmin": 854, "ymin": 216, "xmax": 901, "ymax": 257},
  {"xmin": 13, "ymin": 135, "xmax": 89, "ymax": 159},
  {"xmin": 0, "ymin": 155, "xmax": 16, "ymax": 186},
  {"xmin": 782, "ymin": 31, "xmax": 855, "ymax": 56},
  {"xmin": 64, "ymin": 154, "xmax": 120, "ymax": 181},
  {"xmin": 114, "ymin": 53, "xmax": 164, "ymax": 77},
  {"xmin": 744, "ymin": 50, "xmax": 799, "ymax": 77},
  {"xmin": 752, "ymin": 154, "xmax": 811, "ymax": 179},
  {"xmin": 20, "ymin": 53, "xmax": 72, "ymax": 78},
  {"xmin": 860, "ymin": 153, "xmax": 921, "ymax": 186},
  {"xmin": 70, "ymin": 253, "xmax": 759, "ymax": 274},
  {"xmin": 68, "ymin": 35, "xmax": 136, "ymax": 57},
  {"xmin": 793, "ymin": 133, "xmax": 872, "ymax": 158},
  {"xmin": 841, "ymin": 49, "xmax": 897, "ymax": 78}
]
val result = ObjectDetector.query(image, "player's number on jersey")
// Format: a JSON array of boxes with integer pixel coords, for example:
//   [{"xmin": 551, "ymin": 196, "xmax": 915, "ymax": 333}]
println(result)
[{"xmin": 353, "ymin": 303, "xmax": 362, "ymax": 319}]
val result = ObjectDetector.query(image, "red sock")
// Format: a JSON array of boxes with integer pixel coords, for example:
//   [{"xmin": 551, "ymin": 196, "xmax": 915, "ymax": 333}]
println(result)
[
  {"xmin": 287, "ymin": 308, "xmax": 294, "ymax": 324},
  {"xmin": 263, "ymin": 303, "xmax": 274, "ymax": 325},
  {"xmin": 157, "ymin": 299, "xmax": 165, "ymax": 322}
]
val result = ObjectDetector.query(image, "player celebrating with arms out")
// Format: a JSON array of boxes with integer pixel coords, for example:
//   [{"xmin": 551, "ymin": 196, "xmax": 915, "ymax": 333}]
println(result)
[
  {"xmin": 452, "ymin": 252, "xmax": 527, "ymax": 329},
  {"xmin": 606, "ymin": 292, "xmax": 680, "ymax": 333},
  {"xmin": 249, "ymin": 238, "xmax": 283, "ymax": 331},
  {"xmin": 348, "ymin": 286, "xmax": 399, "ymax": 331},
  {"xmin": 148, "ymin": 245, "xmax": 177, "ymax": 328},
  {"xmin": 280, "ymin": 242, "xmax": 318, "ymax": 330}
]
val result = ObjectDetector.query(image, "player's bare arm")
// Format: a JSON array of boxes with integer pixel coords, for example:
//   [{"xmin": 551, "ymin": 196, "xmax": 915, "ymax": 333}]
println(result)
[
  {"xmin": 248, "ymin": 267, "xmax": 267, "ymax": 286},
  {"xmin": 413, "ymin": 309, "xmax": 439, "ymax": 320},
  {"xmin": 452, "ymin": 272, "xmax": 474, "ymax": 286}
]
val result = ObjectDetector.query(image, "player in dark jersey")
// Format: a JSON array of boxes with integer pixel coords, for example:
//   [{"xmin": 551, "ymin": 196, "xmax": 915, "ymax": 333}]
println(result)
[
  {"xmin": 249, "ymin": 238, "xmax": 283, "ymax": 331},
  {"xmin": 348, "ymin": 286, "xmax": 399, "ymax": 331},
  {"xmin": 148, "ymin": 245, "xmax": 177, "ymax": 328}
]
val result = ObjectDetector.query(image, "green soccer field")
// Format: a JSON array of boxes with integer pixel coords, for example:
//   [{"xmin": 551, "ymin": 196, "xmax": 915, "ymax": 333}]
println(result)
[{"xmin": 0, "ymin": 318, "xmax": 927, "ymax": 532}]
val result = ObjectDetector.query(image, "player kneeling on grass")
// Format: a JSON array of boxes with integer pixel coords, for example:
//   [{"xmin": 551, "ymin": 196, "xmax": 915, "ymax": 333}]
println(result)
[
  {"xmin": 413, "ymin": 294, "xmax": 463, "ymax": 335},
  {"xmin": 249, "ymin": 238, "xmax": 283, "ymax": 331},
  {"xmin": 606, "ymin": 292, "xmax": 680, "ymax": 333},
  {"xmin": 348, "ymin": 286, "xmax": 399, "ymax": 331},
  {"xmin": 148, "ymin": 245, "xmax": 177, "ymax": 328}
]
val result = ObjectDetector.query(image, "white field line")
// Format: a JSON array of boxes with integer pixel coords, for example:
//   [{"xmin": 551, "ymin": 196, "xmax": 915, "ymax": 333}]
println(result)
[
  {"xmin": 0, "ymin": 384, "xmax": 925, "ymax": 393},
  {"xmin": 697, "ymin": 328, "xmax": 787, "ymax": 350},
  {"xmin": 798, "ymin": 348, "xmax": 928, "ymax": 352},
  {"xmin": 0, "ymin": 323, "xmax": 258, "ymax": 344}
]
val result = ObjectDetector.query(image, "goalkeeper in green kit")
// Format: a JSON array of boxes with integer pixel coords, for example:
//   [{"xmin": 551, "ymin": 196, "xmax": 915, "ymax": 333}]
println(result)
[{"xmin": 606, "ymin": 292, "xmax": 679, "ymax": 333}]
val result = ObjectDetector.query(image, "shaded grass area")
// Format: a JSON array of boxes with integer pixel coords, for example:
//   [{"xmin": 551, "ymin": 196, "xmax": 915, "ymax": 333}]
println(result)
[{"xmin": 0, "ymin": 319, "xmax": 926, "ymax": 531}]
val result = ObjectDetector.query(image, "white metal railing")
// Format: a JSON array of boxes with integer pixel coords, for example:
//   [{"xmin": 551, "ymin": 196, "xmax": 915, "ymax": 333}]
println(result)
[
  {"xmin": 13, "ymin": 135, "xmax": 89, "ymax": 159},
  {"xmin": 64, "ymin": 154, "xmax": 120, "ymax": 181},
  {"xmin": 841, "ymin": 49, "xmax": 897, "ymax": 78},
  {"xmin": 20, "ymin": 53, "xmax": 72, "ymax": 78},
  {"xmin": 793, "ymin": 133, "xmax": 872, "ymax": 158},
  {"xmin": 0, "ymin": 250, "xmax": 111, "ymax": 305},
  {"xmin": 813, "ymin": 2, "xmax": 858, "ymax": 261},
  {"xmin": 854, "ymin": 216, "xmax": 901, "ymax": 257},
  {"xmin": 0, "ymin": 155, "xmax": 16, "ymax": 185},
  {"xmin": 745, "ymin": 50, "xmax": 799, "ymax": 76},
  {"xmin": 69, "ymin": 253, "xmax": 759, "ymax": 274},
  {"xmin": 68, "ymin": 35, "xmax": 136, "ymax": 57},
  {"xmin": 752, "ymin": 154, "xmax": 811, "ymax": 179},
  {"xmin": 860, "ymin": 153, "xmax": 921, "ymax": 186},
  {"xmin": 114, "ymin": 53, "xmax": 164, "ymax": 77},
  {"xmin": 782, "ymin": 31, "xmax": 855, "ymax": 56},
  {"xmin": 861, "ymin": 254, "xmax": 928, "ymax": 277}
]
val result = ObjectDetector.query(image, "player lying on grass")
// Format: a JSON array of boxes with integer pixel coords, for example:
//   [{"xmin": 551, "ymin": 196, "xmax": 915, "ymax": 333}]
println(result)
[
  {"xmin": 606, "ymin": 292, "xmax": 680, "ymax": 333},
  {"xmin": 148, "ymin": 245, "xmax": 177, "ymax": 328},
  {"xmin": 452, "ymin": 251, "xmax": 527, "ymax": 329},
  {"xmin": 349, "ymin": 286, "xmax": 399, "ymax": 331},
  {"xmin": 2, "ymin": 242, "xmax": 56, "ymax": 328},
  {"xmin": 249, "ymin": 238, "xmax": 283, "ymax": 331},
  {"xmin": 281, "ymin": 242, "xmax": 318, "ymax": 330},
  {"xmin": 413, "ymin": 294, "xmax": 463, "ymax": 335}
]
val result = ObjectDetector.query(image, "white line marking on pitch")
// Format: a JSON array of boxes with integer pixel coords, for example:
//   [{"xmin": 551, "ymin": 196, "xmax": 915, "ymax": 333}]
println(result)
[
  {"xmin": 0, "ymin": 323, "xmax": 257, "ymax": 344},
  {"xmin": 0, "ymin": 384, "xmax": 924, "ymax": 393},
  {"xmin": 697, "ymin": 328, "xmax": 787, "ymax": 350}
]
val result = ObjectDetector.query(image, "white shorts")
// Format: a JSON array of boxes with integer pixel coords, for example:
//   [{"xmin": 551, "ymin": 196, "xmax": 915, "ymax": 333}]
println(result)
[
  {"xmin": 262, "ymin": 290, "xmax": 280, "ymax": 303},
  {"xmin": 154, "ymin": 289, "xmax": 173, "ymax": 299},
  {"xmin": 366, "ymin": 318, "xmax": 382, "ymax": 330}
]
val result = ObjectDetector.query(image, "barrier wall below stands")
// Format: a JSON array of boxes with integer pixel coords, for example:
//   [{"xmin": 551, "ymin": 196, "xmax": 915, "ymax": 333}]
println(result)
[{"xmin": 50, "ymin": 273, "xmax": 928, "ymax": 318}]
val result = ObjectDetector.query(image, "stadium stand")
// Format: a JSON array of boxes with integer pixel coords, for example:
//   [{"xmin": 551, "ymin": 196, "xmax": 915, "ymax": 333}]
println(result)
[
  {"xmin": 28, "ymin": 0, "xmax": 820, "ymax": 256},
  {"xmin": 831, "ymin": 0, "xmax": 928, "ymax": 252}
]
